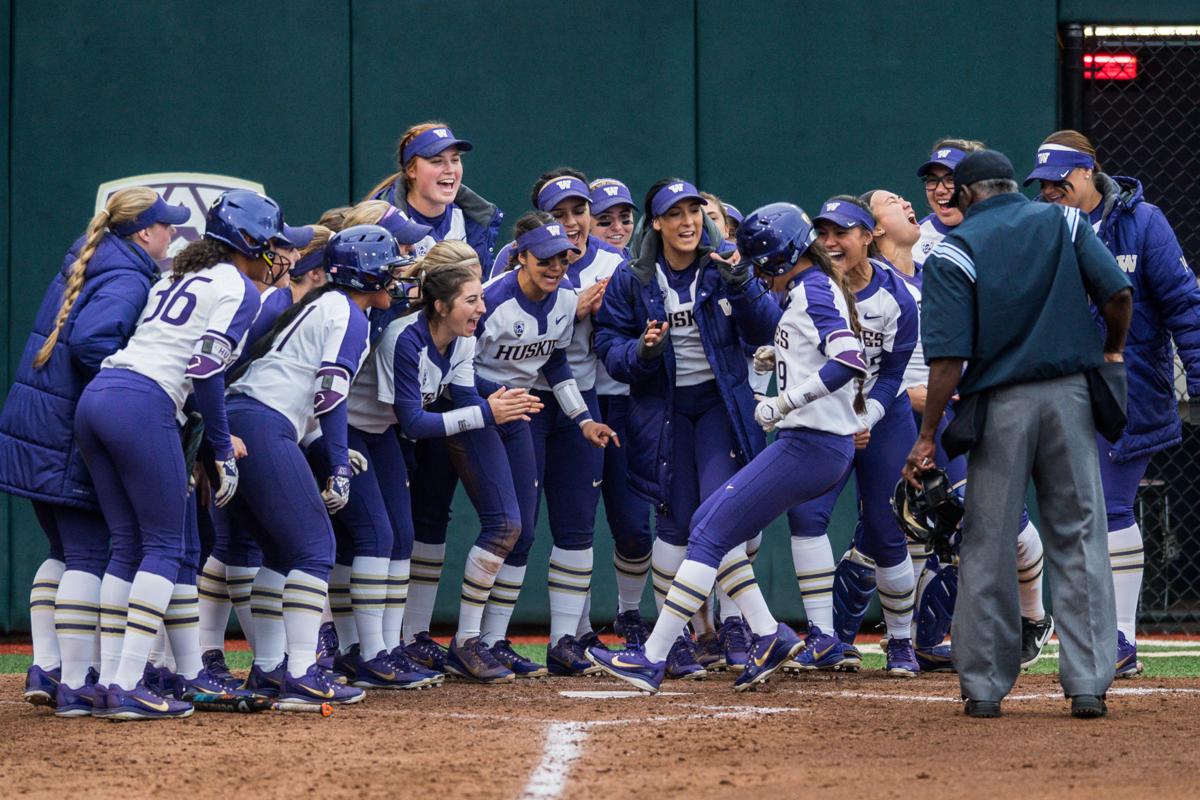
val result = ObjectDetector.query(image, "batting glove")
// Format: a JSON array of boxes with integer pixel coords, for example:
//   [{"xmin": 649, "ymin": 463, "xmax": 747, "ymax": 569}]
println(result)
[
  {"xmin": 322, "ymin": 465, "xmax": 352, "ymax": 514},
  {"xmin": 213, "ymin": 455, "xmax": 240, "ymax": 508},
  {"xmin": 753, "ymin": 345, "xmax": 776, "ymax": 375},
  {"xmin": 348, "ymin": 448, "xmax": 369, "ymax": 476},
  {"xmin": 754, "ymin": 394, "xmax": 787, "ymax": 432}
]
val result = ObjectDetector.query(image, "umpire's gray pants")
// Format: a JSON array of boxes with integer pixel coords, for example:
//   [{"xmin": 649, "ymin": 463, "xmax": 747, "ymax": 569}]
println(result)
[{"xmin": 952, "ymin": 373, "xmax": 1116, "ymax": 701}]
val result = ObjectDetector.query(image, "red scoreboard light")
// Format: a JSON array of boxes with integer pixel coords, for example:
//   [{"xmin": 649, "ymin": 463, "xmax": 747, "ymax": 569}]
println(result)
[{"xmin": 1083, "ymin": 53, "xmax": 1138, "ymax": 80}]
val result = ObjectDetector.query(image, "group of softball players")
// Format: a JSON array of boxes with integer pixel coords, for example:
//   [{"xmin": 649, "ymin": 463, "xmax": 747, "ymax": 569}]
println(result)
[{"xmin": 4, "ymin": 120, "xmax": 1196, "ymax": 717}]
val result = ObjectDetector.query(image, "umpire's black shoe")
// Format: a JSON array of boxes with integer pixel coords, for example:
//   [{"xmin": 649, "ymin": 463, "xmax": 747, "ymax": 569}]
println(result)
[
  {"xmin": 1070, "ymin": 694, "xmax": 1107, "ymax": 718},
  {"xmin": 964, "ymin": 699, "xmax": 1002, "ymax": 718}
]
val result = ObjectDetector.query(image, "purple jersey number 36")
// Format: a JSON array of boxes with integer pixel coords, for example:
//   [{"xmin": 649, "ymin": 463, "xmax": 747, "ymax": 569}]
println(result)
[{"xmin": 142, "ymin": 275, "xmax": 212, "ymax": 326}]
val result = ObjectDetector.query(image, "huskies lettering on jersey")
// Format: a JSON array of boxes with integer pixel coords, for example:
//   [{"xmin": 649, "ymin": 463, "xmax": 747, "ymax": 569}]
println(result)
[
  {"xmin": 1117, "ymin": 254, "xmax": 1138, "ymax": 273},
  {"xmin": 668, "ymin": 308, "xmax": 695, "ymax": 329},
  {"xmin": 495, "ymin": 340, "xmax": 556, "ymax": 361}
]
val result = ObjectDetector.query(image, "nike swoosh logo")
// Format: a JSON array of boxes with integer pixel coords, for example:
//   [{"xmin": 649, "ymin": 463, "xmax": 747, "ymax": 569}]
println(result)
[
  {"xmin": 592, "ymin": 479, "xmax": 603, "ymax": 487},
  {"xmin": 300, "ymin": 683, "xmax": 336, "ymax": 699},
  {"xmin": 367, "ymin": 668, "xmax": 396, "ymax": 680},
  {"xmin": 556, "ymin": 315, "xmax": 567, "ymax": 324},
  {"xmin": 814, "ymin": 644, "xmax": 835, "ymax": 659},
  {"xmin": 863, "ymin": 313, "xmax": 882, "ymax": 320},
  {"xmin": 754, "ymin": 641, "xmax": 776, "ymax": 668},
  {"xmin": 610, "ymin": 655, "xmax": 646, "ymax": 670},
  {"xmin": 133, "ymin": 695, "xmax": 171, "ymax": 712}
]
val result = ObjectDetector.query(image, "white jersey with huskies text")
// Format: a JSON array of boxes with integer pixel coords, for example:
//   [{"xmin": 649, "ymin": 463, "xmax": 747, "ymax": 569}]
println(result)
[
  {"xmin": 411, "ymin": 207, "xmax": 466, "ymax": 260},
  {"xmin": 656, "ymin": 262, "xmax": 716, "ymax": 387},
  {"xmin": 103, "ymin": 262, "xmax": 259, "ymax": 415},
  {"xmin": 540, "ymin": 240, "xmax": 626, "ymax": 394},
  {"xmin": 228, "ymin": 290, "xmax": 369, "ymax": 441},
  {"xmin": 475, "ymin": 270, "xmax": 576, "ymax": 390}
]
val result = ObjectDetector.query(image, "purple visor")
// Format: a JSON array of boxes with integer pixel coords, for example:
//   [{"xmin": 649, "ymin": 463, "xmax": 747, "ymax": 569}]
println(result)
[
  {"xmin": 814, "ymin": 200, "xmax": 876, "ymax": 231},
  {"xmin": 109, "ymin": 195, "xmax": 191, "ymax": 236},
  {"xmin": 650, "ymin": 181, "xmax": 707, "ymax": 216},
  {"xmin": 536, "ymin": 176, "xmax": 591, "ymax": 212},
  {"xmin": 589, "ymin": 179, "xmax": 636, "ymax": 214},
  {"xmin": 276, "ymin": 224, "xmax": 314, "ymax": 250},
  {"xmin": 516, "ymin": 222, "xmax": 581, "ymax": 259},
  {"xmin": 401, "ymin": 126, "xmax": 474, "ymax": 164},
  {"xmin": 290, "ymin": 249, "xmax": 325, "ymax": 277},
  {"xmin": 916, "ymin": 147, "xmax": 968, "ymax": 178},
  {"xmin": 1023, "ymin": 144, "xmax": 1096, "ymax": 186},
  {"xmin": 379, "ymin": 205, "xmax": 434, "ymax": 244},
  {"xmin": 722, "ymin": 203, "xmax": 744, "ymax": 224}
]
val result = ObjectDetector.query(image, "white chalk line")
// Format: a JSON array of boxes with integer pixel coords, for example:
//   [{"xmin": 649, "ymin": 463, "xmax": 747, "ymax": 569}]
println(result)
[{"xmin": 784, "ymin": 686, "xmax": 1200, "ymax": 703}]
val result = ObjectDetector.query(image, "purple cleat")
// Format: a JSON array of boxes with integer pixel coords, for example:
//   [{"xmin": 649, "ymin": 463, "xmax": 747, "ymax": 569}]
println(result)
[
  {"xmin": 404, "ymin": 631, "xmax": 449, "ymax": 673},
  {"xmin": 101, "ymin": 681, "xmax": 194, "ymax": 721},
  {"xmin": 490, "ymin": 639, "xmax": 548, "ymax": 678},
  {"xmin": 614, "ymin": 609, "xmax": 650, "ymax": 651},
  {"xmin": 586, "ymin": 646, "xmax": 666, "ymax": 693},
  {"xmin": 446, "ymin": 636, "xmax": 515, "ymax": 684},
  {"xmin": 886, "ymin": 637, "xmax": 920, "ymax": 678},
  {"xmin": 1116, "ymin": 630, "xmax": 1144, "ymax": 678},
  {"xmin": 23, "ymin": 664, "xmax": 60, "ymax": 708},
  {"xmin": 201, "ymin": 649, "xmax": 243, "ymax": 690},
  {"xmin": 279, "ymin": 663, "xmax": 365, "ymax": 705},
  {"xmin": 547, "ymin": 635, "xmax": 600, "ymax": 677},
  {"xmin": 734, "ymin": 623, "xmax": 804, "ymax": 692},
  {"xmin": 55, "ymin": 668, "xmax": 100, "ymax": 717},
  {"xmin": 665, "ymin": 635, "xmax": 707, "ymax": 680},
  {"xmin": 718, "ymin": 617, "xmax": 751, "ymax": 673},
  {"xmin": 243, "ymin": 662, "xmax": 285, "ymax": 697},
  {"xmin": 353, "ymin": 650, "xmax": 433, "ymax": 690}
]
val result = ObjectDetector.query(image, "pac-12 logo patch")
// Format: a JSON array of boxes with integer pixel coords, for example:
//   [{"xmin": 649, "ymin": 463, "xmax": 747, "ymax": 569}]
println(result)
[
  {"xmin": 96, "ymin": 172, "xmax": 266, "ymax": 270},
  {"xmin": 514, "ymin": 321, "xmax": 525, "ymax": 336}
]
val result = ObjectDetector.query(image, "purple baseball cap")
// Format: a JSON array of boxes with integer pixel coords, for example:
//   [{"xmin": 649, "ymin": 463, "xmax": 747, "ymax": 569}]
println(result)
[
  {"xmin": 650, "ymin": 180, "xmax": 708, "ymax": 216},
  {"xmin": 589, "ymin": 179, "xmax": 636, "ymax": 214},
  {"xmin": 109, "ymin": 195, "xmax": 191, "ymax": 236},
  {"xmin": 276, "ymin": 224, "xmax": 314, "ymax": 250},
  {"xmin": 1023, "ymin": 144, "xmax": 1096, "ymax": 186},
  {"xmin": 379, "ymin": 205, "xmax": 434, "ymax": 244},
  {"xmin": 536, "ymin": 176, "xmax": 591, "ymax": 212},
  {"xmin": 916, "ymin": 146, "xmax": 968, "ymax": 178},
  {"xmin": 722, "ymin": 203, "xmax": 744, "ymax": 224},
  {"xmin": 814, "ymin": 199, "xmax": 877, "ymax": 231},
  {"xmin": 516, "ymin": 222, "xmax": 581, "ymax": 259},
  {"xmin": 401, "ymin": 125, "xmax": 474, "ymax": 164},
  {"xmin": 290, "ymin": 248, "xmax": 325, "ymax": 277}
]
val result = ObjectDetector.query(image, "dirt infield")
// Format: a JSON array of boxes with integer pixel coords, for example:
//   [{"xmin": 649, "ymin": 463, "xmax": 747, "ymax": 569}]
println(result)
[{"xmin": 2, "ymin": 670, "xmax": 1198, "ymax": 799}]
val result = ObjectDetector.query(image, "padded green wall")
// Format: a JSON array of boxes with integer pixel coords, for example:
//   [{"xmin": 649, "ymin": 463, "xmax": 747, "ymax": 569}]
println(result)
[{"xmin": 2, "ymin": 1, "xmax": 1195, "ymax": 631}]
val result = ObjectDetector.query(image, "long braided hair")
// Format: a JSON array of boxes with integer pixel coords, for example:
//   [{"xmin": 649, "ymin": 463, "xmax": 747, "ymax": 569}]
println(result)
[{"xmin": 33, "ymin": 187, "xmax": 159, "ymax": 368}]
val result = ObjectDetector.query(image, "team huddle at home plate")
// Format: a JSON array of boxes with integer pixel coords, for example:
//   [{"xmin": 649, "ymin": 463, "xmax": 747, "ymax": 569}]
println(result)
[{"xmin": 1, "ymin": 119, "xmax": 1192, "ymax": 720}]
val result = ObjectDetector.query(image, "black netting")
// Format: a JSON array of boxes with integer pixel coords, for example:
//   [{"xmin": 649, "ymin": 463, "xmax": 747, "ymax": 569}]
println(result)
[{"xmin": 1074, "ymin": 26, "xmax": 1200, "ymax": 634}]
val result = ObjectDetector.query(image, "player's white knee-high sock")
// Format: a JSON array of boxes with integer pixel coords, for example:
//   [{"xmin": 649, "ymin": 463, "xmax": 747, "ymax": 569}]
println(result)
[
  {"xmin": 644, "ymin": 560, "xmax": 719, "ymax": 662},
  {"xmin": 29, "ymin": 558, "xmax": 64, "ymax": 670},
  {"xmin": 197, "ymin": 556, "xmax": 230, "ymax": 653},
  {"xmin": 98, "ymin": 573, "xmax": 132, "ymax": 685},
  {"xmin": 328, "ymin": 563, "xmax": 357, "ymax": 652},
  {"xmin": 54, "ymin": 570, "xmax": 101, "ymax": 688},
  {"xmin": 651, "ymin": 540, "xmax": 687, "ymax": 613},
  {"xmin": 113, "ymin": 571, "xmax": 174, "ymax": 690},
  {"xmin": 791, "ymin": 535, "xmax": 836, "ymax": 632},
  {"xmin": 480, "ymin": 563, "xmax": 526, "ymax": 646},
  {"xmin": 226, "ymin": 566, "xmax": 258, "ymax": 651},
  {"xmin": 1016, "ymin": 520, "xmax": 1046, "ymax": 620},
  {"xmin": 613, "ymin": 551, "xmax": 651, "ymax": 613},
  {"xmin": 715, "ymin": 546, "xmax": 775, "ymax": 635},
  {"xmin": 403, "ymin": 542, "xmax": 445, "ymax": 642},
  {"xmin": 456, "ymin": 546, "xmax": 503, "ymax": 644},
  {"xmin": 250, "ymin": 568, "xmax": 286, "ymax": 670},
  {"xmin": 876, "ymin": 558, "xmax": 916, "ymax": 640},
  {"xmin": 1108, "ymin": 523, "xmax": 1144, "ymax": 644},
  {"xmin": 282, "ymin": 571, "xmax": 329, "ymax": 677},
  {"xmin": 350, "ymin": 556, "xmax": 389, "ymax": 658},
  {"xmin": 548, "ymin": 547, "xmax": 592, "ymax": 645},
  {"xmin": 164, "ymin": 583, "xmax": 202, "ymax": 679},
  {"xmin": 382, "ymin": 558, "xmax": 410, "ymax": 651}
]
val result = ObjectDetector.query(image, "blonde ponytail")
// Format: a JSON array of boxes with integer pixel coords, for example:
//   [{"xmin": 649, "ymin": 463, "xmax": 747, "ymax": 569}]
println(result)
[{"xmin": 33, "ymin": 187, "xmax": 159, "ymax": 369}]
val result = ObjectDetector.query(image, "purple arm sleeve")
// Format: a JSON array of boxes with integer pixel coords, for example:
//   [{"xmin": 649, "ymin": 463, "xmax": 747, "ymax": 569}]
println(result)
[{"xmin": 191, "ymin": 374, "xmax": 232, "ymax": 461}]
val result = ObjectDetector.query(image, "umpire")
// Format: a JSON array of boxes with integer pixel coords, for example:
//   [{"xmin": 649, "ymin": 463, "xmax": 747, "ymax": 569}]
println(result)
[{"xmin": 903, "ymin": 149, "xmax": 1132, "ymax": 719}]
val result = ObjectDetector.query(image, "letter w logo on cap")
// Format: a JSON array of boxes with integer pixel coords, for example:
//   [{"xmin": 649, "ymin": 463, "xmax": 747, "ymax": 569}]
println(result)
[
  {"xmin": 555, "ymin": 179, "xmax": 573, "ymax": 190},
  {"xmin": 547, "ymin": 225, "xmax": 561, "ymax": 236},
  {"xmin": 668, "ymin": 183, "xmax": 684, "ymax": 193},
  {"xmin": 434, "ymin": 128, "xmax": 450, "ymax": 138},
  {"xmin": 825, "ymin": 202, "xmax": 840, "ymax": 211},
  {"xmin": 604, "ymin": 187, "xmax": 619, "ymax": 196},
  {"xmin": 938, "ymin": 149, "xmax": 951, "ymax": 158},
  {"xmin": 1038, "ymin": 152, "xmax": 1050, "ymax": 164}
]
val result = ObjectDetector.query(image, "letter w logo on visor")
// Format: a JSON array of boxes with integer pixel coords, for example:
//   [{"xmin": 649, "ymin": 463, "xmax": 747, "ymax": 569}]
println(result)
[
  {"xmin": 555, "ymin": 179, "xmax": 573, "ymax": 190},
  {"xmin": 547, "ymin": 225, "xmax": 562, "ymax": 236},
  {"xmin": 938, "ymin": 149, "xmax": 951, "ymax": 158},
  {"xmin": 604, "ymin": 187, "xmax": 619, "ymax": 196},
  {"xmin": 668, "ymin": 183, "xmax": 684, "ymax": 193},
  {"xmin": 433, "ymin": 128, "xmax": 450, "ymax": 138},
  {"xmin": 1038, "ymin": 152, "xmax": 1050, "ymax": 164}
]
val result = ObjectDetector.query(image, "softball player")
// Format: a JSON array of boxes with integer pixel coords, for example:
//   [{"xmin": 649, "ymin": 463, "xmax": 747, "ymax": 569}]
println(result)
[
  {"xmin": 365, "ymin": 121, "xmax": 503, "ymax": 273},
  {"xmin": 225, "ymin": 224, "xmax": 405, "ymax": 704},
  {"xmin": 1027, "ymin": 130, "xmax": 1200, "ymax": 677},
  {"xmin": 0, "ymin": 189, "xmax": 188, "ymax": 715},
  {"xmin": 366, "ymin": 240, "xmax": 544, "ymax": 683},
  {"xmin": 787, "ymin": 196, "xmax": 920, "ymax": 677},
  {"xmin": 589, "ymin": 202, "xmax": 868, "ymax": 693},
  {"xmin": 468, "ymin": 212, "xmax": 615, "ymax": 676},
  {"xmin": 590, "ymin": 178, "xmax": 637, "ymax": 256},
  {"xmin": 593, "ymin": 179, "xmax": 779, "ymax": 678},
  {"xmin": 72, "ymin": 190, "xmax": 284, "ymax": 719},
  {"xmin": 197, "ymin": 225, "xmax": 323, "ymax": 688}
]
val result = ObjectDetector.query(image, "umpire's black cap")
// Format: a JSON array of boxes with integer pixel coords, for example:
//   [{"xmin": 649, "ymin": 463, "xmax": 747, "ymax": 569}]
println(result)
[{"xmin": 950, "ymin": 149, "xmax": 1015, "ymax": 205}]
